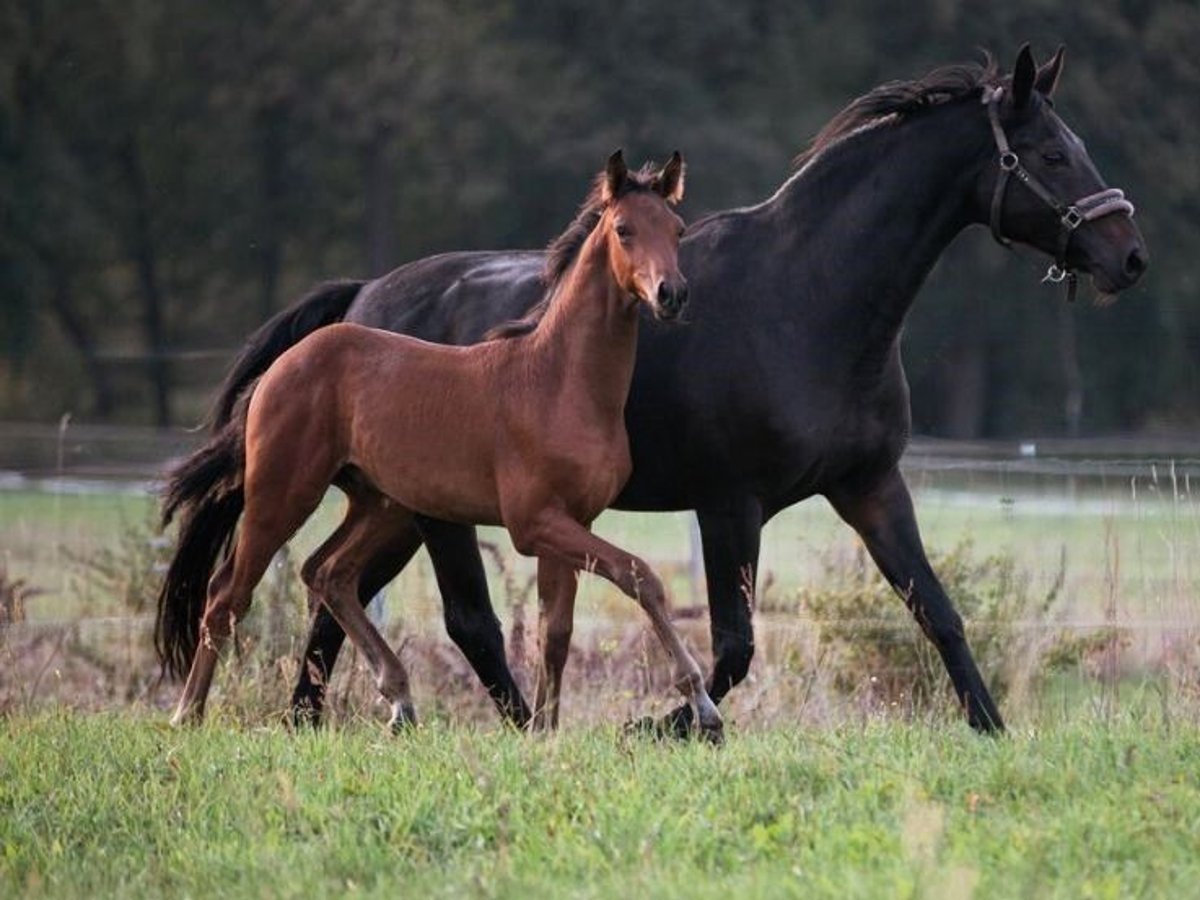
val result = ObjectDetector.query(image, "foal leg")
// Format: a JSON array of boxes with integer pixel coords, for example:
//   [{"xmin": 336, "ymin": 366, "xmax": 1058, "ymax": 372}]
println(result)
[
  {"xmin": 307, "ymin": 494, "xmax": 419, "ymax": 731},
  {"xmin": 172, "ymin": 497, "xmax": 320, "ymax": 726},
  {"xmin": 513, "ymin": 512, "xmax": 722, "ymax": 741},
  {"xmin": 828, "ymin": 466, "xmax": 1005, "ymax": 733},
  {"xmin": 651, "ymin": 499, "xmax": 763, "ymax": 737},
  {"xmin": 531, "ymin": 556, "xmax": 577, "ymax": 731},
  {"xmin": 292, "ymin": 519, "xmax": 422, "ymax": 727}
]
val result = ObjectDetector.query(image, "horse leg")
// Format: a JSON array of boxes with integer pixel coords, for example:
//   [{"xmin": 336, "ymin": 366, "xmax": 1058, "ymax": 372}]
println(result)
[
  {"xmin": 291, "ymin": 519, "xmax": 422, "ymax": 727},
  {"xmin": 531, "ymin": 556, "xmax": 577, "ymax": 731},
  {"xmin": 417, "ymin": 515, "xmax": 532, "ymax": 727},
  {"xmin": 308, "ymin": 494, "xmax": 419, "ymax": 731},
  {"xmin": 650, "ymin": 500, "xmax": 763, "ymax": 737},
  {"xmin": 512, "ymin": 512, "xmax": 722, "ymax": 741},
  {"xmin": 172, "ymin": 496, "xmax": 320, "ymax": 726},
  {"xmin": 828, "ymin": 466, "xmax": 1005, "ymax": 733}
]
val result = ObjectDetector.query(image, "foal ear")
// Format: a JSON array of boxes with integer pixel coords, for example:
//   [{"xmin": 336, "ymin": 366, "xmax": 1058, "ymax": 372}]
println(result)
[
  {"xmin": 603, "ymin": 149, "xmax": 628, "ymax": 203},
  {"xmin": 1035, "ymin": 45, "xmax": 1065, "ymax": 97},
  {"xmin": 654, "ymin": 151, "xmax": 686, "ymax": 205},
  {"xmin": 1011, "ymin": 43, "xmax": 1037, "ymax": 109}
]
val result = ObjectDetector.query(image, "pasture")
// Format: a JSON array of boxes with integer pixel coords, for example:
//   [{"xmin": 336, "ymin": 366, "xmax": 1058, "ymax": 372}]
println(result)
[
  {"xmin": 2, "ymin": 451, "xmax": 1199, "ymax": 897},
  {"xmin": 2, "ymin": 711, "xmax": 1198, "ymax": 898}
]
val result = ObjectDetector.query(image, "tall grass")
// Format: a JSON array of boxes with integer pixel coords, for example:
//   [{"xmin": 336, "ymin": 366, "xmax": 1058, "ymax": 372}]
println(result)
[{"xmin": 2, "ymin": 708, "xmax": 1198, "ymax": 898}]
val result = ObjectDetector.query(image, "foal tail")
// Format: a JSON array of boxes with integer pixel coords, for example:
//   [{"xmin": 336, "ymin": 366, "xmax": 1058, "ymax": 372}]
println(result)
[
  {"xmin": 155, "ymin": 392, "xmax": 252, "ymax": 679},
  {"xmin": 206, "ymin": 279, "xmax": 364, "ymax": 431}
]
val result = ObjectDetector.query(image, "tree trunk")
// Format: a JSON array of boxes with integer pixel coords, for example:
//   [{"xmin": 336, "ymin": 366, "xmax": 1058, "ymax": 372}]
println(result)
[
  {"xmin": 363, "ymin": 127, "xmax": 396, "ymax": 276},
  {"xmin": 939, "ymin": 298, "xmax": 988, "ymax": 438},
  {"xmin": 1058, "ymin": 300, "xmax": 1084, "ymax": 437},
  {"xmin": 44, "ymin": 267, "xmax": 116, "ymax": 417},
  {"xmin": 117, "ymin": 135, "xmax": 171, "ymax": 427},
  {"xmin": 256, "ymin": 104, "xmax": 286, "ymax": 322}
]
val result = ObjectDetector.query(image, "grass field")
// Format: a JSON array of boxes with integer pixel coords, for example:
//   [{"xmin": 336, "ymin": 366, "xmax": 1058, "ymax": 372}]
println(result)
[
  {"xmin": 2, "ymin": 471, "xmax": 1199, "ymax": 897},
  {"xmin": 3, "ymin": 708, "xmax": 1198, "ymax": 898}
]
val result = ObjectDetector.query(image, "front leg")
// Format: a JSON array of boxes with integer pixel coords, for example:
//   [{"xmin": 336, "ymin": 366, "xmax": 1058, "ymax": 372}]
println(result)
[
  {"xmin": 827, "ymin": 466, "xmax": 1005, "ymax": 733},
  {"xmin": 510, "ymin": 511, "xmax": 723, "ymax": 742},
  {"xmin": 651, "ymin": 498, "xmax": 763, "ymax": 737},
  {"xmin": 531, "ymin": 556, "xmax": 577, "ymax": 730}
]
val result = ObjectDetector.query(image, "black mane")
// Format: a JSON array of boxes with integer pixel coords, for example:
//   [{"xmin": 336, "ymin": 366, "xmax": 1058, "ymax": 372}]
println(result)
[{"xmin": 794, "ymin": 54, "xmax": 1000, "ymax": 170}]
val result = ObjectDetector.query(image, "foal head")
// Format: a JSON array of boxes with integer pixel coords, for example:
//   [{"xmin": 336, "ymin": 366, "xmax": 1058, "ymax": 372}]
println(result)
[{"xmin": 596, "ymin": 150, "xmax": 689, "ymax": 321}]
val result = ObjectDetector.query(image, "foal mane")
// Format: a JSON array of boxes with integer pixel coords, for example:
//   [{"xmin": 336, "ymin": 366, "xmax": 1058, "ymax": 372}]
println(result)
[
  {"xmin": 793, "ymin": 53, "xmax": 1001, "ymax": 171},
  {"xmin": 485, "ymin": 163, "xmax": 662, "ymax": 341}
]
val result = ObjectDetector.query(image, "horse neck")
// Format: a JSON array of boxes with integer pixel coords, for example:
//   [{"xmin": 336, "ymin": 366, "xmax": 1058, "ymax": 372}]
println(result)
[
  {"xmin": 530, "ymin": 229, "xmax": 639, "ymax": 416},
  {"xmin": 766, "ymin": 101, "xmax": 991, "ymax": 375}
]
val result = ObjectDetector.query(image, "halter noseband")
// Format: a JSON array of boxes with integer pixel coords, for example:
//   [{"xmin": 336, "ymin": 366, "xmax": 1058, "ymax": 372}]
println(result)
[{"xmin": 982, "ymin": 86, "xmax": 1135, "ymax": 302}]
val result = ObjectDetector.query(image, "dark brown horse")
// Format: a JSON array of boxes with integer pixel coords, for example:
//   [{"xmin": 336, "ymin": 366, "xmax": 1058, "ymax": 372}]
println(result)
[
  {"xmin": 198, "ymin": 47, "xmax": 1148, "ymax": 735},
  {"xmin": 155, "ymin": 151, "xmax": 723, "ymax": 737}
]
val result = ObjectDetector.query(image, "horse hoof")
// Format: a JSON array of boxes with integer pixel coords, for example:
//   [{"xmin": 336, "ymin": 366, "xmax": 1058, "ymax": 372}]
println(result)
[
  {"xmin": 389, "ymin": 703, "xmax": 418, "ymax": 733},
  {"xmin": 622, "ymin": 704, "xmax": 695, "ymax": 741},
  {"xmin": 290, "ymin": 702, "xmax": 322, "ymax": 731}
]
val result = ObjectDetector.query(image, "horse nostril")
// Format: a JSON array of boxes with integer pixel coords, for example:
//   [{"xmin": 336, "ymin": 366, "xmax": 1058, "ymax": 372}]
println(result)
[
  {"xmin": 676, "ymin": 284, "xmax": 689, "ymax": 308},
  {"xmin": 1125, "ymin": 247, "xmax": 1148, "ymax": 279}
]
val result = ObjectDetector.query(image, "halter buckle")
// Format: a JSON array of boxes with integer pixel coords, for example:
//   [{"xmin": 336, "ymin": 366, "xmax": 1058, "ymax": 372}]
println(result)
[
  {"xmin": 1042, "ymin": 264, "xmax": 1069, "ymax": 285},
  {"xmin": 1061, "ymin": 207, "xmax": 1083, "ymax": 230},
  {"xmin": 999, "ymin": 151, "xmax": 1019, "ymax": 172}
]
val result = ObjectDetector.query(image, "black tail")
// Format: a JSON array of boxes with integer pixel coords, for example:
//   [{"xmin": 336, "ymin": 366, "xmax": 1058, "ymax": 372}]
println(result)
[
  {"xmin": 206, "ymin": 279, "xmax": 364, "ymax": 430},
  {"xmin": 155, "ymin": 394, "xmax": 252, "ymax": 679}
]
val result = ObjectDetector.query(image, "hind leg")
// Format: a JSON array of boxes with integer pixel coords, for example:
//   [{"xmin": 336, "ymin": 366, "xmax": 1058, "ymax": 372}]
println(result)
[
  {"xmin": 306, "ymin": 491, "xmax": 419, "ymax": 730},
  {"xmin": 171, "ymin": 495, "xmax": 321, "ymax": 725},
  {"xmin": 172, "ymin": 412, "xmax": 335, "ymax": 726},
  {"xmin": 292, "ymin": 522, "xmax": 423, "ymax": 727}
]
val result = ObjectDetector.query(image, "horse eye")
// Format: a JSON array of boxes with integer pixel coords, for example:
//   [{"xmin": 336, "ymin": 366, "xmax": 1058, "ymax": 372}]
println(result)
[
  {"xmin": 1042, "ymin": 150, "xmax": 1067, "ymax": 167},
  {"xmin": 615, "ymin": 223, "xmax": 632, "ymax": 240}
]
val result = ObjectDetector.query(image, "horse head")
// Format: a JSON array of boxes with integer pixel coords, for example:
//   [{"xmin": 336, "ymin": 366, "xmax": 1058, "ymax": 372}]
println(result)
[{"xmin": 977, "ymin": 45, "xmax": 1148, "ymax": 296}]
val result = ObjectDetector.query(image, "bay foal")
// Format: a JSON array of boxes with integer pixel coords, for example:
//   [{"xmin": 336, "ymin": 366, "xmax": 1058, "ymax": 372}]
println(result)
[{"xmin": 155, "ymin": 151, "xmax": 722, "ymax": 738}]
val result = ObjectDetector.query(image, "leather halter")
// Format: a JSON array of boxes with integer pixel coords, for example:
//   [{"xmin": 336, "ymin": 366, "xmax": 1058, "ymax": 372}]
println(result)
[{"xmin": 982, "ymin": 86, "xmax": 1135, "ymax": 302}]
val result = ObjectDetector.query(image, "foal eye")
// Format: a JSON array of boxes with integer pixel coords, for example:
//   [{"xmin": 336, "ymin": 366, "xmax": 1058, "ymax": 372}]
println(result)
[{"xmin": 615, "ymin": 224, "xmax": 633, "ymax": 240}]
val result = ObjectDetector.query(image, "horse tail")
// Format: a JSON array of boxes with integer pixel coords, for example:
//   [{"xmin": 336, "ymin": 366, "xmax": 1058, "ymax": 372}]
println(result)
[
  {"xmin": 206, "ymin": 279, "xmax": 365, "ymax": 431},
  {"xmin": 155, "ymin": 390, "xmax": 253, "ymax": 680}
]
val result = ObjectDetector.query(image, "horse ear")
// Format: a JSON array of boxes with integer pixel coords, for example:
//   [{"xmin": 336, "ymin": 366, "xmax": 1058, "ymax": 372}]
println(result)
[
  {"xmin": 654, "ymin": 151, "xmax": 686, "ymax": 205},
  {"xmin": 603, "ymin": 149, "xmax": 627, "ymax": 203},
  {"xmin": 1011, "ymin": 43, "xmax": 1037, "ymax": 109},
  {"xmin": 1035, "ymin": 45, "xmax": 1065, "ymax": 97}
]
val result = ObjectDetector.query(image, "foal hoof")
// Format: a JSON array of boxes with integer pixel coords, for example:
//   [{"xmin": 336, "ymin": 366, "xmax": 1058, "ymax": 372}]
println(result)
[
  {"xmin": 388, "ymin": 703, "xmax": 418, "ymax": 734},
  {"xmin": 622, "ymin": 704, "xmax": 696, "ymax": 741}
]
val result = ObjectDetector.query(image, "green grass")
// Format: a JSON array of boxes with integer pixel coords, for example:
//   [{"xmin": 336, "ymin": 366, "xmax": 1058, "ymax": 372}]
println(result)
[{"xmin": 2, "ymin": 709, "xmax": 1197, "ymax": 899}]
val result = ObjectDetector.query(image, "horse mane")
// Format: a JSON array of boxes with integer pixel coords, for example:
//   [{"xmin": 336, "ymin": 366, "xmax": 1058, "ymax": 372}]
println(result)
[
  {"xmin": 793, "ymin": 53, "xmax": 1001, "ymax": 171},
  {"xmin": 485, "ymin": 163, "xmax": 661, "ymax": 341}
]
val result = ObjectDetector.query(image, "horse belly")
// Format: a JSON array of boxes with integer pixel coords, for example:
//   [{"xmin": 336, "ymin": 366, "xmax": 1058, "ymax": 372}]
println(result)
[
  {"xmin": 347, "ymin": 349, "xmax": 503, "ymax": 524},
  {"xmin": 361, "ymin": 438, "xmax": 502, "ymax": 525}
]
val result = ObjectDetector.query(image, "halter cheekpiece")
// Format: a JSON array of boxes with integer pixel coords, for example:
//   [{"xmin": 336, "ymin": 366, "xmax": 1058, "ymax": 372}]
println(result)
[{"xmin": 982, "ymin": 85, "xmax": 1135, "ymax": 302}]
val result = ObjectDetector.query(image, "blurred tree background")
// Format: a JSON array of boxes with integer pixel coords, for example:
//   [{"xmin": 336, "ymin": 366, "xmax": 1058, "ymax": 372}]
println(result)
[{"xmin": 0, "ymin": 0, "xmax": 1194, "ymax": 436}]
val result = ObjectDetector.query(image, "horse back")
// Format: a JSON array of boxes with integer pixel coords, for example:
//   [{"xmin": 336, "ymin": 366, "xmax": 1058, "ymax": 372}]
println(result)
[{"xmin": 348, "ymin": 250, "xmax": 546, "ymax": 345}]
